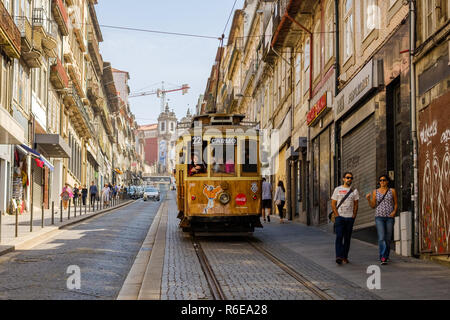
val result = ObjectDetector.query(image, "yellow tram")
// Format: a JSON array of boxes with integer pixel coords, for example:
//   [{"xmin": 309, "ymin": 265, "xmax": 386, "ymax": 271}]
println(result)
[{"xmin": 175, "ymin": 113, "xmax": 263, "ymax": 232}]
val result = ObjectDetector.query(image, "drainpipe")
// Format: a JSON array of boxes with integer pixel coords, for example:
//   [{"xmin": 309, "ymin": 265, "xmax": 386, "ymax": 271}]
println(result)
[
  {"xmin": 334, "ymin": 0, "xmax": 340, "ymax": 97},
  {"xmin": 409, "ymin": 0, "xmax": 419, "ymax": 257}
]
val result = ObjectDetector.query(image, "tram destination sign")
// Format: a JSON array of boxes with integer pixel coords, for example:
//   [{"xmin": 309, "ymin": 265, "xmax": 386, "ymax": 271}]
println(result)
[{"xmin": 210, "ymin": 137, "xmax": 237, "ymax": 145}]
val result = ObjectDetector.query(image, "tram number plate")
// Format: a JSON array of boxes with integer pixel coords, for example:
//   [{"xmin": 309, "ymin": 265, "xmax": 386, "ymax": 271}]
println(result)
[{"xmin": 192, "ymin": 136, "xmax": 202, "ymax": 146}]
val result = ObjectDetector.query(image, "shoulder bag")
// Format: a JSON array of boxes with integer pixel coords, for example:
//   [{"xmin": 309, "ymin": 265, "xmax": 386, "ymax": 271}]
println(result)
[{"xmin": 328, "ymin": 188, "xmax": 354, "ymax": 223}]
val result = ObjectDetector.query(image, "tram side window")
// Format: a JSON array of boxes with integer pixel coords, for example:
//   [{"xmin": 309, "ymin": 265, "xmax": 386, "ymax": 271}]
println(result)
[
  {"xmin": 242, "ymin": 139, "xmax": 258, "ymax": 173},
  {"xmin": 211, "ymin": 139, "xmax": 236, "ymax": 175},
  {"xmin": 188, "ymin": 140, "xmax": 207, "ymax": 176}
]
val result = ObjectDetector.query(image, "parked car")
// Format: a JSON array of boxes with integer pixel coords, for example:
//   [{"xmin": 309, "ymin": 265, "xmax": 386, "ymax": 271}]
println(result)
[
  {"xmin": 128, "ymin": 186, "xmax": 137, "ymax": 199},
  {"xmin": 143, "ymin": 186, "xmax": 160, "ymax": 201}
]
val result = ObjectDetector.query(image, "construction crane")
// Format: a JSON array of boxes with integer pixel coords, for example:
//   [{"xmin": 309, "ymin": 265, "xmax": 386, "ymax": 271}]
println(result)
[{"xmin": 129, "ymin": 81, "xmax": 190, "ymax": 113}]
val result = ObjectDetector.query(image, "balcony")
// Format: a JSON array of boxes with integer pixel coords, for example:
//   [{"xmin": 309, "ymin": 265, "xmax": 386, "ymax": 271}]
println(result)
[
  {"xmin": 33, "ymin": 8, "xmax": 58, "ymax": 58},
  {"xmin": 88, "ymin": 28, "xmax": 103, "ymax": 75},
  {"xmin": 0, "ymin": 1, "xmax": 21, "ymax": 58},
  {"xmin": 241, "ymin": 60, "xmax": 256, "ymax": 94},
  {"xmin": 52, "ymin": 0, "xmax": 69, "ymax": 36},
  {"xmin": 15, "ymin": 16, "xmax": 32, "ymax": 52},
  {"xmin": 50, "ymin": 57, "xmax": 69, "ymax": 89},
  {"xmin": 64, "ymin": 85, "xmax": 95, "ymax": 139},
  {"xmin": 87, "ymin": 78, "xmax": 103, "ymax": 113}
]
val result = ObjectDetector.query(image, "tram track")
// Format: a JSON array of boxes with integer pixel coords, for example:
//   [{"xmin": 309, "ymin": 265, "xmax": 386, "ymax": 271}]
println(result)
[
  {"xmin": 191, "ymin": 233, "xmax": 334, "ymax": 300},
  {"xmin": 191, "ymin": 233, "xmax": 227, "ymax": 300}
]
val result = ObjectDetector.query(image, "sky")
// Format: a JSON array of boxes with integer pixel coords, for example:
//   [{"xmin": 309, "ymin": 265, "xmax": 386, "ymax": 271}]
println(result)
[{"xmin": 96, "ymin": 0, "xmax": 245, "ymax": 126}]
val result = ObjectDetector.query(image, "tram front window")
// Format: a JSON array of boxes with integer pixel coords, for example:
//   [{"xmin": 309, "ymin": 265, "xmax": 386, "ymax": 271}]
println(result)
[
  {"xmin": 211, "ymin": 138, "xmax": 236, "ymax": 175},
  {"xmin": 188, "ymin": 140, "xmax": 207, "ymax": 176},
  {"xmin": 242, "ymin": 139, "xmax": 258, "ymax": 173}
]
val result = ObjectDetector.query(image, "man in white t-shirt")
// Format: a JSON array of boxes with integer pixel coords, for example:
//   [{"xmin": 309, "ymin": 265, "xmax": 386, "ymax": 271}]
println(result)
[{"xmin": 331, "ymin": 172, "xmax": 359, "ymax": 265}]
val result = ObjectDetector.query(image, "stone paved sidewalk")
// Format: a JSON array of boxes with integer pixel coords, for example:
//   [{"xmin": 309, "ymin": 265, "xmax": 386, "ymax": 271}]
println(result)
[
  {"xmin": 255, "ymin": 215, "xmax": 450, "ymax": 300},
  {"xmin": 0, "ymin": 198, "xmax": 133, "ymax": 254}
]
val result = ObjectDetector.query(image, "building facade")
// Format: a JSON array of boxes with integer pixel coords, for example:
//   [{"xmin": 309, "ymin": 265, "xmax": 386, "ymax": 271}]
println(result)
[{"xmin": 202, "ymin": 0, "xmax": 449, "ymax": 257}]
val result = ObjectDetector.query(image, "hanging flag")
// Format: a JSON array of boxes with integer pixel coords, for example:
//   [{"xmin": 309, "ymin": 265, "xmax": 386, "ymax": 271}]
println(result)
[{"xmin": 35, "ymin": 158, "xmax": 44, "ymax": 168}]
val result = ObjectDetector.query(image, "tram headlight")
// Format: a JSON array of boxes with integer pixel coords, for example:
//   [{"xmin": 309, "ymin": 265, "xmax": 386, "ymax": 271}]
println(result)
[{"xmin": 219, "ymin": 192, "xmax": 230, "ymax": 205}]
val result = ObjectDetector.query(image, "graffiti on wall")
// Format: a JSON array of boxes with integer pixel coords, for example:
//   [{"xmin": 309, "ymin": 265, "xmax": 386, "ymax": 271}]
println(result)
[{"xmin": 419, "ymin": 93, "xmax": 450, "ymax": 254}]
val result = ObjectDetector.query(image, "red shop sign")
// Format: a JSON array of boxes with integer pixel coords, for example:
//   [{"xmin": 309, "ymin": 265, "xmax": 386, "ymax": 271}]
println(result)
[
  {"xmin": 235, "ymin": 193, "xmax": 247, "ymax": 206},
  {"xmin": 306, "ymin": 93, "xmax": 328, "ymax": 126}
]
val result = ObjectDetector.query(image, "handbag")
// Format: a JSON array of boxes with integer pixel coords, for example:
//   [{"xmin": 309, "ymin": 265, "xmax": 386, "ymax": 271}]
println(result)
[{"xmin": 328, "ymin": 188, "xmax": 354, "ymax": 223}]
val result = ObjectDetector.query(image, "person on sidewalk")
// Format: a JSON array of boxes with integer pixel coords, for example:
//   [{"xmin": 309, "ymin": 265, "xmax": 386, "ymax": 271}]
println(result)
[
  {"xmin": 89, "ymin": 181, "xmax": 98, "ymax": 206},
  {"xmin": 331, "ymin": 172, "xmax": 359, "ymax": 265},
  {"xmin": 274, "ymin": 180, "xmax": 286, "ymax": 223},
  {"xmin": 366, "ymin": 174, "xmax": 398, "ymax": 265},
  {"xmin": 73, "ymin": 184, "xmax": 79, "ymax": 206},
  {"xmin": 81, "ymin": 185, "xmax": 88, "ymax": 206},
  {"xmin": 60, "ymin": 183, "xmax": 73, "ymax": 210},
  {"xmin": 102, "ymin": 184, "xmax": 110, "ymax": 207},
  {"xmin": 261, "ymin": 177, "xmax": 272, "ymax": 222}
]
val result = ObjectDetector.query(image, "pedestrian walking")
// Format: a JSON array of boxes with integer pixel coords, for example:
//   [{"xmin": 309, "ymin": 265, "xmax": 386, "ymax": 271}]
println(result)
[
  {"xmin": 81, "ymin": 185, "xmax": 88, "ymax": 206},
  {"xmin": 366, "ymin": 174, "xmax": 398, "ymax": 265},
  {"xmin": 274, "ymin": 181, "xmax": 286, "ymax": 223},
  {"xmin": 261, "ymin": 177, "xmax": 272, "ymax": 222},
  {"xmin": 89, "ymin": 181, "xmax": 98, "ymax": 206},
  {"xmin": 102, "ymin": 184, "xmax": 110, "ymax": 207},
  {"xmin": 73, "ymin": 184, "xmax": 79, "ymax": 206},
  {"xmin": 60, "ymin": 183, "xmax": 73, "ymax": 210},
  {"xmin": 331, "ymin": 172, "xmax": 359, "ymax": 265}
]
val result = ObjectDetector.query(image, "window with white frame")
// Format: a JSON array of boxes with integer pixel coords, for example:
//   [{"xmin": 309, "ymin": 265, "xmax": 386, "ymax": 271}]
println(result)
[
  {"xmin": 343, "ymin": 0, "xmax": 354, "ymax": 62},
  {"xmin": 325, "ymin": 0, "xmax": 334, "ymax": 63},
  {"xmin": 363, "ymin": 0, "xmax": 378, "ymax": 38},
  {"xmin": 313, "ymin": 20, "xmax": 321, "ymax": 79},
  {"xmin": 303, "ymin": 38, "xmax": 310, "ymax": 95}
]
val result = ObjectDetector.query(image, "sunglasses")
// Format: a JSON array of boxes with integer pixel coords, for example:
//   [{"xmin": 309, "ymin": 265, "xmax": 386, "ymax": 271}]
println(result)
[
  {"xmin": 345, "ymin": 177, "xmax": 353, "ymax": 180},
  {"xmin": 380, "ymin": 179, "xmax": 387, "ymax": 182}
]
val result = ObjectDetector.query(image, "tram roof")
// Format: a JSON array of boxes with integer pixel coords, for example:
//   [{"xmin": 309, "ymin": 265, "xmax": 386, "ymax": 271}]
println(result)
[{"xmin": 187, "ymin": 113, "xmax": 258, "ymax": 128}]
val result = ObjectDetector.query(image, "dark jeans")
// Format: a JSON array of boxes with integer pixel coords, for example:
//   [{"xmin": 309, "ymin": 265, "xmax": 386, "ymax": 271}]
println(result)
[
  {"xmin": 335, "ymin": 216, "xmax": 355, "ymax": 259},
  {"xmin": 375, "ymin": 217, "xmax": 394, "ymax": 260},
  {"xmin": 82, "ymin": 195, "xmax": 87, "ymax": 206},
  {"xmin": 90, "ymin": 193, "xmax": 97, "ymax": 205},
  {"xmin": 277, "ymin": 201, "xmax": 285, "ymax": 218}
]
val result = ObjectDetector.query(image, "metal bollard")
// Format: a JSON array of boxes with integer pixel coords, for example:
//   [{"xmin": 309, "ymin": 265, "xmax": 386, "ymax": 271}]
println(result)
[
  {"xmin": 52, "ymin": 202, "xmax": 54, "ymax": 225},
  {"xmin": 68, "ymin": 201, "xmax": 71, "ymax": 220},
  {"xmin": 85, "ymin": 202, "xmax": 87, "ymax": 215},
  {"xmin": 60, "ymin": 200, "xmax": 63, "ymax": 222},
  {"xmin": 74, "ymin": 200, "xmax": 77, "ymax": 218},
  {"xmin": 15, "ymin": 208, "xmax": 19, "ymax": 237},
  {"xmin": 30, "ymin": 204, "xmax": 33, "ymax": 232},
  {"xmin": 41, "ymin": 205, "xmax": 44, "ymax": 228},
  {"xmin": 97, "ymin": 198, "xmax": 99, "ymax": 211}
]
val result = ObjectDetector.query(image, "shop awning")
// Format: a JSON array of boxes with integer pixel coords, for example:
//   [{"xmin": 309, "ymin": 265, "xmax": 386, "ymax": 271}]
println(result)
[
  {"xmin": 20, "ymin": 144, "xmax": 40, "ymax": 157},
  {"xmin": 34, "ymin": 134, "xmax": 70, "ymax": 158},
  {"xmin": 18, "ymin": 144, "xmax": 54, "ymax": 171}
]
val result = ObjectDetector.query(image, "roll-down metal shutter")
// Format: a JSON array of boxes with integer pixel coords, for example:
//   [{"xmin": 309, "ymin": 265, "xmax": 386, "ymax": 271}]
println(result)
[
  {"xmin": 32, "ymin": 161, "xmax": 43, "ymax": 207},
  {"xmin": 342, "ymin": 115, "xmax": 376, "ymax": 228}
]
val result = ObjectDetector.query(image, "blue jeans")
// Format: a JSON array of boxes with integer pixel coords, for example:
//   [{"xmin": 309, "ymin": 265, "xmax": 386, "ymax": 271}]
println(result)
[
  {"xmin": 375, "ymin": 217, "xmax": 394, "ymax": 260},
  {"xmin": 335, "ymin": 217, "xmax": 355, "ymax": 259}
]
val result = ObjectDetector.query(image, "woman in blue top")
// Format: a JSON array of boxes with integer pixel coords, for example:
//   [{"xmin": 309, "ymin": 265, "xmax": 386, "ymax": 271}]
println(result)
[{"xmin": 366, "ymin": 174, "xmax": 398, "ymax": 265}]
